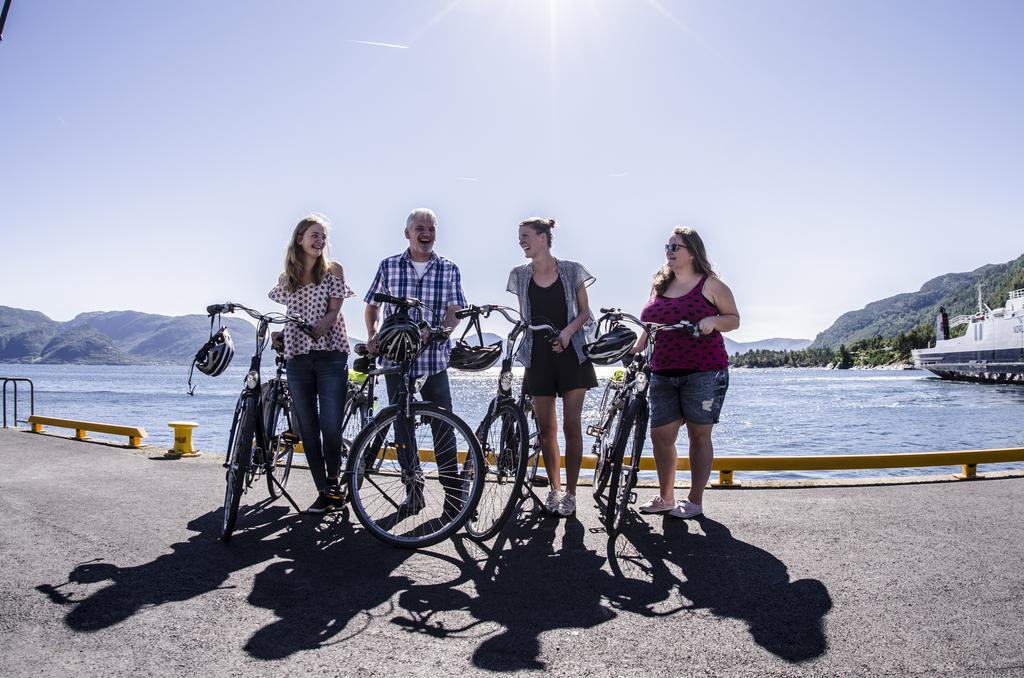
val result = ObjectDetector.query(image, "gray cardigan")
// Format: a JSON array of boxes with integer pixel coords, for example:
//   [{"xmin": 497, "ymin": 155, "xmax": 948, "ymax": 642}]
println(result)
[{"xmin": 506, "ymin": 259, "xmax": 596, "ymax": 367}]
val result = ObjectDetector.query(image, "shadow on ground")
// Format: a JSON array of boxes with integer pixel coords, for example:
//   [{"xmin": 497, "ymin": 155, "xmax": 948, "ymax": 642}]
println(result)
[
  {"xmin": 37, "ymin": 501, "xmax": 831, "ymax": 668},
  {"xmin": 608, "ymin": 512, "xmax": 833, "ymax": 663}
]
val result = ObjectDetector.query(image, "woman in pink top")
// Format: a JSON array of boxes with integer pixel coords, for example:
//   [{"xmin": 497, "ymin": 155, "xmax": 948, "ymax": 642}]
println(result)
[
  {"xmin": 268, "ymin": 214, "xmax": 355, "ymax": 514},
  {"xmin": 634, "ymin": 227, "xmax": 740, "ymax": 520}
]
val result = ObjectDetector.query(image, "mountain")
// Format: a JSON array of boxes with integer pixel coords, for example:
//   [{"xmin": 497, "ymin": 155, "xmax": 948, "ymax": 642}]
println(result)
[
  {"xmin": 811, "ymin": 253, "xmax": 1024, "ymax": 348},
  {"xmin": 0, "ymin": 307, "xmax": 258, "ymax": 364},
  {"xmin": 724, "ymin": 337, "xmax": 812, "ymax": 356}
]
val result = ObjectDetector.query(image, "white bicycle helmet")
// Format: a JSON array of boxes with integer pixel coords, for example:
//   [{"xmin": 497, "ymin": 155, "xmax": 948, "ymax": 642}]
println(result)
[
  {"xmin": 195, "ymin": 327, "xmax": 235, "ymax": 377},
  {"xmin": 376, "ymin": 314, "xmax": 422, "ymax": 364},
  {"xmin": 584, "ymin": 325, "xmax": 637, "ymax": 365}
]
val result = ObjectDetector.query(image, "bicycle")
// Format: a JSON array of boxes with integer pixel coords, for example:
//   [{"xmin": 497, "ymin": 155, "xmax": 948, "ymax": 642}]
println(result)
[
  {"xmin": 340, "ymin": 342, "xmax": 380, "ymax": 461},
  {"xmin": 207, "ymin": 302, "xmax": 313, "ymax": 542},
  {"xmin": 342, "ymin": 292, "xmax": 486, "ymax": 548},
  {"xmin": 589, "ymin": 308, "xmax": 701, "ymax": 533},
  {"xmin": 450, "ymin": 304, "xmax": 559, "ymax": 541}
]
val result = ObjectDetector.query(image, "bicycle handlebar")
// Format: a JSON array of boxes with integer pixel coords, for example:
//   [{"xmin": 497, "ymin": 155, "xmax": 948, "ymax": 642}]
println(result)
[
  {"xmin": 372, "ymin": 292, "xmax": 422, "ymax": 309},
  {"xmin": 207, "ymin": 301, "xmax": 316, "ymax": 337},
  {"xmin": 598, "ymin": 308, "xmax": 701, "ymax": 338}
]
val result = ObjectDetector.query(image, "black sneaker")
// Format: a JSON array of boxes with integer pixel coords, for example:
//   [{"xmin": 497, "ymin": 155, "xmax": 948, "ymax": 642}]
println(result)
[
  {"xmin": 325, "ymin": 482, "xmax": 345, "ymax": 506},
  {"xmin": 307, "ymin": 494, "xmax": 331, "ymax": 514},
  {"xmin": 397, "ymin": 483, "xmax": 426, "ymax": 516},
  {"xmin": 442, "ymin": 491, "xmax": 464, "ymax": 520}
]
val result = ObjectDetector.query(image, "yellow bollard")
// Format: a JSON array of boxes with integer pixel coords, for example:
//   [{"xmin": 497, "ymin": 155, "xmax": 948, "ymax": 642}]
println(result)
[
  {"xmin": 712, "ymin": 469, "xmax": 736, "ymax": 487},
  {"xmin": 958, "ymin": 463, "xmax": 977, "ymax": 479},
  {"xmin": 166, "ymin": 421, "xmax": 201, "ymax": 458}
]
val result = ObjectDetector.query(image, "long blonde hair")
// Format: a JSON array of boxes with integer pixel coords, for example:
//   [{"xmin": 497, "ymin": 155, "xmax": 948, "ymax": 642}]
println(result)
[
  {"xmin": 651, "ymin": 226, "xmax": 717, "ymax": 296},
  {"xmin": 283, "ymin": 214, "xmax": 331, "ymax": 293}
]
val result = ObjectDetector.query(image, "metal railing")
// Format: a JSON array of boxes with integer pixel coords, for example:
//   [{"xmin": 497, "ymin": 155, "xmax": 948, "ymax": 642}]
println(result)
[{"xmin": 2, "ymin": 377, "xmax": 34, "ymax": 428}]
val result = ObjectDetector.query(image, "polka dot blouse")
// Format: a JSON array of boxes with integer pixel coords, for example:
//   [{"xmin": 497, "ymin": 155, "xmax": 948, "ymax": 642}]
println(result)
[{"xmin": 268, "ymin": 271, "xmax": 356, "ymax": 359}]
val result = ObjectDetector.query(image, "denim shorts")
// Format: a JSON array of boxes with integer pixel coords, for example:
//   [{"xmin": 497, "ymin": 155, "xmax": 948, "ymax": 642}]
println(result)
[{"xmin": 649, "ymin": 370, "xmax": 729, "ymax": 428}]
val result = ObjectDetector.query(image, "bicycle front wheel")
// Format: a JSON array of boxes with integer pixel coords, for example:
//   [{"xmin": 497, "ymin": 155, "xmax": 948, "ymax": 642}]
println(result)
[
  {"xmin": 348, "ymin": 403, "xmax": 484, "ymax": 548},
  {"xmin": 604, "ymin": 397, "xmax": 639, "ymax": 527},
  {"xmin": 264, "ymin": 380, "xmax": 296, "ymax": 499},
  {"xmin": 223, "ymin": 393, "xmax": 257, "ymax": 542},
  {"xmin": 592, "ymin": 379, "xmax": 625, "ymax": 500},
  {"xmin": 466, "ymin": 401, "xmax": 528, "ymax": 541},
  {"xmin": 610, "ymin": 398, "xmax": 649, "ymax": 534}
]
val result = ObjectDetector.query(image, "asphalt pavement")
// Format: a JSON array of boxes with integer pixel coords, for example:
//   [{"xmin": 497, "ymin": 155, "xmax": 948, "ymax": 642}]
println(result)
[{"xmin": 2, "ymin": 428, "xmax": 1022, "ymax": 677}]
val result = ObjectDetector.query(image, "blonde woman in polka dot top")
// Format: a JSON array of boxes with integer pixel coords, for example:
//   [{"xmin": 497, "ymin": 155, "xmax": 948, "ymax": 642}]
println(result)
[{"xmin": 268, "ymin": 214, "xmax": 355, "ymax": 515}]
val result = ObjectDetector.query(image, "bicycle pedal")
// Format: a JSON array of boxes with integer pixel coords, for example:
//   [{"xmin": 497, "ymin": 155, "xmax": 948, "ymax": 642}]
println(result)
[
  {"xmin": 586, "ymin": 425, "xmax": 603, "ymax": 437},
  {"xmin": 628, "ymin": 491, "xmax": 637, "ymax": 505},
  {"xmin": 532, "ymin": 474, "xmax": 549, "ymax": 487}
]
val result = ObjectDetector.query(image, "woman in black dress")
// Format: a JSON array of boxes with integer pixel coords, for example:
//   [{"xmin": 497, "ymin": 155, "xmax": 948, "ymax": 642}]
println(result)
[{"xmin": 506, "ymin": 218, "xmax": 597, "ymax": 517}]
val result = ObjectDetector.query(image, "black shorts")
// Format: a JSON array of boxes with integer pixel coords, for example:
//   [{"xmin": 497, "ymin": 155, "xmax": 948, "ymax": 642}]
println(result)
[{"xmin": 524, "ymin": 343, "xmax": 597, "ymax": 397}]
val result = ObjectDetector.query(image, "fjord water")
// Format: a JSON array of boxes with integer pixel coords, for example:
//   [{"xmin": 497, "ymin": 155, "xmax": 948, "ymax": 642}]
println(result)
[{"xmin": 4, "ymin": 364, "xmax": 1022, "ymax": 480}]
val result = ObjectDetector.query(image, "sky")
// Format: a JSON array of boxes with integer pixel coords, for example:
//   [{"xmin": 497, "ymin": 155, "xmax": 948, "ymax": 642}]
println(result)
[{"xmin": 2, "ymin": 0, "xmax": 1022, "ymax": 342}]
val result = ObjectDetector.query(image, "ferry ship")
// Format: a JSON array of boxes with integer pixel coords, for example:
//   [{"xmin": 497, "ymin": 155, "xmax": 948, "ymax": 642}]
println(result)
[{"xmin": 912, "ymin": 287, "xmax": 1024, "ymax": 383}]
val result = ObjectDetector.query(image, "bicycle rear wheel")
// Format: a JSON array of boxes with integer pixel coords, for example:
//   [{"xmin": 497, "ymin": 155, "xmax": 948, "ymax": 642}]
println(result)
[
  {"xmin": 264, "ymin": 380, "xmax": 295, "ymax": 499},
  {"xmin": 223, "ymin": 393, "xmax": 257, "ymax": 541},
  {"xmin": 604, "ymin": 397, "xmax": 639, "ymax": 527},
  {"xmin": 348, "ymin": 403, "xmax": 484, "ymax": 548},
  {"xmin": 466, "ymin": 401, "xmax": 528, "ymax": 541},
  {"xmin": 610, "ymin": 398, "xmax": 649, "ymax": 534}
]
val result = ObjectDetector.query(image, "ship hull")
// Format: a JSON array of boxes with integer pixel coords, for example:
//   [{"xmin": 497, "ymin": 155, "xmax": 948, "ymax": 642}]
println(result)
[{"xmin": 917, "ymin": 362, "xmax": 1024, "ymax": 384}]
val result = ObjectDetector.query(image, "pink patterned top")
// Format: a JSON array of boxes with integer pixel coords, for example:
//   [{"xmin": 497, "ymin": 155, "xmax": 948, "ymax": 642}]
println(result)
[
  {"xmin": 640, "ymin": 276, "xmax": 729, "ymax": 373},
  {"xmin": 268, "ymin": 271, "xmax": 356, "ymax": 359}
]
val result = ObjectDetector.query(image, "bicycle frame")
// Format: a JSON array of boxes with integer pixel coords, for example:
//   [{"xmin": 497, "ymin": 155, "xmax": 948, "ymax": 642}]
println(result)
[
  {"xmin": 459, "ymin": 304, "xmax": 559, "ymax": 502},
  {"xmin": 215, "ymin": 302, "xmax": 311, "ymax": 514}
]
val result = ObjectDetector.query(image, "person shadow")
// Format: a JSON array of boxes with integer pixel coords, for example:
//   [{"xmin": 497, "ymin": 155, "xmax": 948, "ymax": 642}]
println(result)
[
  {"xmin": 607, "ymin": 512, "xmax": 832, "ymax": 663},
  {"xmin": 36, "ymin": 504, "xmax": 295, "ymax": 633},
  {"xmin": 393, "ymin": 511, "xmax": 618, "ymax": 671},
  {"xmin": 36, "ymin": 502, "xmax": 421, "ymax": 659}
]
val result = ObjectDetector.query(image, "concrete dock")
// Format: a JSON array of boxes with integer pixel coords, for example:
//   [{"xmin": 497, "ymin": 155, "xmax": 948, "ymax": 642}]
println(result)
[{"xmin": 2, "ymin": 427, "xmax": 1022, "ymax": 677}]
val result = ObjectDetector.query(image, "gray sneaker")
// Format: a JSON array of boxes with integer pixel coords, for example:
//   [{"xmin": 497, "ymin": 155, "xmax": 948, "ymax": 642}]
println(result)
[
  {"xmin": 558, "ymin": 492, "xmax": 577, "ymax": 517},
  {"xmin": 544, "ymin": 489, "xmax": 563, "ymax": 514}
]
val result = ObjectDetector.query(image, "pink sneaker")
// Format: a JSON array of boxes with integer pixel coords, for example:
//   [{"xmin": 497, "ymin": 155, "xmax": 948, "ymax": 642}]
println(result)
[
  {"xmin": 669, "ymin": 500, "xmax": 703, "ymax": 519},
  {"xmin": 638, "ymin": 496, "xmax": 674, "ymax": 514}
]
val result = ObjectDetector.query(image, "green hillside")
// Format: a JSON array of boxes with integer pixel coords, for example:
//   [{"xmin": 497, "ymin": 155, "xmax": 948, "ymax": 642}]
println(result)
[{"xmin": 811, "ymin": 254, "xmax": 1024, "ymax": 349}]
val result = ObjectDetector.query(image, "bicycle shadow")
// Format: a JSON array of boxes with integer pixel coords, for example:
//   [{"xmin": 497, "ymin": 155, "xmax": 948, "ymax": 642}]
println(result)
[
  {"xmin": 242, "ymin": 509, "xmax": 421, "ymax": 659},
  {"xmin": 393, "ymin": 511, "xmax": 617, "ymax": 671},
  {"xmin": 608, "ymin": 513, "xmax": 832, "ymax": 663},
  {"xmin": 35, "ymin": 504, "xmax": 295, "ymax": 633}
]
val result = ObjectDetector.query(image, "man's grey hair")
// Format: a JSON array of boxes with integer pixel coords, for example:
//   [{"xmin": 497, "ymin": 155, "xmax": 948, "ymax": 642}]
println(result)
[{"xmin": 406, "ymin": 207, "xmax": 437, "ymax": 230}]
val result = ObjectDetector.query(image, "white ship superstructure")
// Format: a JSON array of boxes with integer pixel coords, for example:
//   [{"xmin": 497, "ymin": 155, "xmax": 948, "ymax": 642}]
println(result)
[{"xmin": 912, "ymin": 287, "xmax": 1024, "ymax": 383}]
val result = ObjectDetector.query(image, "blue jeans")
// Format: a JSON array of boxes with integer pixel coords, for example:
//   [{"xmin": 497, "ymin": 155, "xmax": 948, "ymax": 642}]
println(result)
[
  {"xmin": 385, "ymin": 370, "xmax": 458, "ymax": 492},
  {"xmin": 286, "ymin": 350, "xmax": 349, "ymax": 493}
]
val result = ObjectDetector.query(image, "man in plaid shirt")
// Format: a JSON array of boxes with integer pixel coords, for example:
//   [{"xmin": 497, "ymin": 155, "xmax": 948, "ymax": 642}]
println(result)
[{"xmin": 364, "ymin": 207, "xmax": 468, "ymax": 515}]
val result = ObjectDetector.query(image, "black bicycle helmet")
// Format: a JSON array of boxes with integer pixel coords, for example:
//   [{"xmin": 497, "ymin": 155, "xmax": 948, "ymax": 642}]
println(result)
[
  {"xmin": 194, "ymin": 327, "xmax": 235, "ymax": 376},
  {"xmin": 449, "ymin": 339, "xmax": 502, "ymax": 371},
  {"xmin": 583, "ymin": 325, "xmax": 637, "ymax": 365},
  {"xmin": 376, "ymin": 313, "xmax": 422, "ymax": 364}
]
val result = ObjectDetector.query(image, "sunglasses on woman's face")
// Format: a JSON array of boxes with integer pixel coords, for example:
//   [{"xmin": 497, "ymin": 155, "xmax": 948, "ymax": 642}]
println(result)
[{"xmin": 665, "ymin": 243, "xmax": 688, "ymax": 253}]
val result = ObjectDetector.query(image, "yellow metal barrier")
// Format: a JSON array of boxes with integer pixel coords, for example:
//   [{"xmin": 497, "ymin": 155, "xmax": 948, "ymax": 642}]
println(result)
[
  {"xmin": 363, "ymin": 446, "xmax": 1024, "ymax": 484},
  {"xmin": 28, "ymin": 415, "xmax": 148, "ymax": 448}
]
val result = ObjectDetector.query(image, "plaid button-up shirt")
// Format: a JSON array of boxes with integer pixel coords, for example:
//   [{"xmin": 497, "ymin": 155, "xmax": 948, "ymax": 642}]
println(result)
[{"xmin": 364, "ymin": 250, "xmax": 468, "ymax": 377}]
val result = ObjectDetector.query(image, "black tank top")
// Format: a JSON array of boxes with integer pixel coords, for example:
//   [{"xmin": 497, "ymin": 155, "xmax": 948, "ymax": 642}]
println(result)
[{"xmin": 528, "ymin": 276, "xmax": 568, "ymax": 329}]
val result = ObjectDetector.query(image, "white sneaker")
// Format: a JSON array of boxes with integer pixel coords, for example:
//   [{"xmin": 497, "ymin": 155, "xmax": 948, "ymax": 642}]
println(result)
[
  {"xmin": 544, "ymin": 489, "xmax": 563, "ymax": 514},
  {"xmin": 558, "ymin": 492, "xmax": 577, "ymax": 517},
  {"xmin": 669, "ymin": 500, "xmax": 703, "ymax": 519}
]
